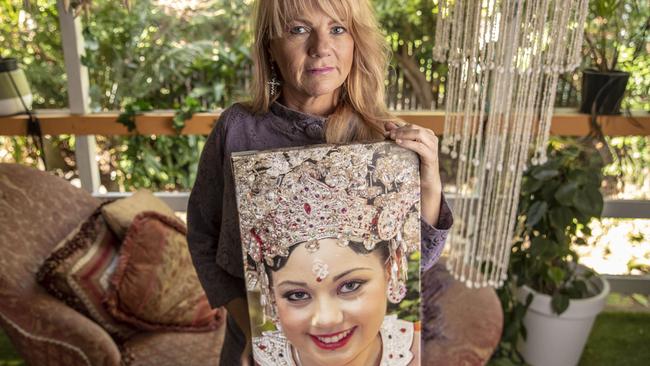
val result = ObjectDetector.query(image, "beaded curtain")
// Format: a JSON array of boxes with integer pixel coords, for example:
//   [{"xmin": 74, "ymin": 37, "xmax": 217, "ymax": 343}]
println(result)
[{"xmin": 432, "ymin": 0, "xmax": 589, "ymax": 288}]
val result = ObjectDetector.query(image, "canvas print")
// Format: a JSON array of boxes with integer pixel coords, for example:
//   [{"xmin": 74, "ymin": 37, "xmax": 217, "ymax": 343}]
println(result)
[{"xmin": 232, "ymin": 141, "xmax": 422, "ymax": 366}]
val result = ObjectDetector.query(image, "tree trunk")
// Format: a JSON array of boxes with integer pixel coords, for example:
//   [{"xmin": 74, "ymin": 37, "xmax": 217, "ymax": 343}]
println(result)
[{"xmin": 395, "ymin": 48, "xmax": 434, "ymax": 109}]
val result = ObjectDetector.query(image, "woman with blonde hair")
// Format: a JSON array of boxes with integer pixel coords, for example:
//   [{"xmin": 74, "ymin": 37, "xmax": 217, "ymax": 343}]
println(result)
[{"xmin": 187, "ymin": 0, "xmax": 453, "ymax": 364}]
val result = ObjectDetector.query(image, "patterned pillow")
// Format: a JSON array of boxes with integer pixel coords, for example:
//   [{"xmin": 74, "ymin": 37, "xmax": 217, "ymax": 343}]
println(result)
[
  {"xmin": 105, "ymin": 211, "xmax": 223, "ymax": 331},
  {"xmin": 101, "ymin": 189, "xmax": 176, "ymax": 239},
  {"xmin": 36, "ymin": 205, "xmax": 137, "ymax": 340}
]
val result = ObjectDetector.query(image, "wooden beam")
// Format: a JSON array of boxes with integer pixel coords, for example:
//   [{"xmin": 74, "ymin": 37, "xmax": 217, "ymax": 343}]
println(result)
[{"xmin": 1, "ymin": 109, "xmax": 649, "ymax": 136}]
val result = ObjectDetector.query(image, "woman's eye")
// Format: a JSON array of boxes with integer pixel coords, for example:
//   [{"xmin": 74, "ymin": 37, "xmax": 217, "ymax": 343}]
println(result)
[
  {"xmin": 339, "ymin": 280, "xmax": 364, "ymax": 294},
  {"xmin": 331, "ymin": 26, "xmax": 347, "ymax": 35},
  {"xmin": 290, "ymin": 26, "xmax": 309, "ymax": 34},
  {"xmin": 285, "ymin": 291, "xmax": 311, "ymax": 301}
]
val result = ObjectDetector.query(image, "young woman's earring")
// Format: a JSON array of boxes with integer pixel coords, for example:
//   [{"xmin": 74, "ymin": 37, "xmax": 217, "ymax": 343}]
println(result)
[
  {"xmin": 387, "ymin": 257, "xmax": 407, "ymax": 303},
  {"xmin": 268, "ymin": 63, "xmax": 281, "ymax": 96}
]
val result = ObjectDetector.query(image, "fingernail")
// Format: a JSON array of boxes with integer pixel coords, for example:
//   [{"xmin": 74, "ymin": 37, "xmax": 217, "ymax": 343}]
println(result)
[{"xmin": 396, "ymin": 139, "xmax": 402, "ymax": 144}]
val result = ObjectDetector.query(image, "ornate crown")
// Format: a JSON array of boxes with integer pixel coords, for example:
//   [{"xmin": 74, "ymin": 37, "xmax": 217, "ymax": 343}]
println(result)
[{"xmin": 232, "ymin": 141, "xmax": 421, "ymax": 321}]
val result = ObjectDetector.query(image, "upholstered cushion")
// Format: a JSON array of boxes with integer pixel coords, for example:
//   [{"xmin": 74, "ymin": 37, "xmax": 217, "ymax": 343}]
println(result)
[
  {"xmin": 106, "ymin": 211, "xmax": 223, "ymax": 331},
  {"xmin": 121, "ymin": 326, "xmax": 225, "ymax": 366},
  {"xmin": 36, "ymin": 206, "xmax": 137, "ymax": 340},
  {"xmin": 101, "ymin": 189, "xmax": 176, "ymax": 239},
  {"xmin": 422, "ymin": 259, "xmax": 503, "ymax": 366}
]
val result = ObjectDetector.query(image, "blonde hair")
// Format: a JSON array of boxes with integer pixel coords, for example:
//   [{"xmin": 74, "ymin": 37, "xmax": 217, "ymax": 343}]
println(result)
[{"xmin": 249, "ymin": 0, "xmax": 400, "ymax": 143}]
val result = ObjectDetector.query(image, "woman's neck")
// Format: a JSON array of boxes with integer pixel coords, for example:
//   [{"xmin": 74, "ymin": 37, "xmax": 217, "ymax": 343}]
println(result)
[{"xmin": 280, "ymin": 89, "xmax": 340, "ymax": 117}]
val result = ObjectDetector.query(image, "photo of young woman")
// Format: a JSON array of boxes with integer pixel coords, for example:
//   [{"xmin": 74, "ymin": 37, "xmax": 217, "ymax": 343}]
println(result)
[{"xmin": 232, "ymin": 142, "xmax": 422, "ymax": 366}]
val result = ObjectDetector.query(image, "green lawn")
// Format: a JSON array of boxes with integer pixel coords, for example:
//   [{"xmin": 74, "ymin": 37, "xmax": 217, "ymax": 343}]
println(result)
[{"xmin": 579, "ymin": 312, "xmax": 650, "ymax": 366}]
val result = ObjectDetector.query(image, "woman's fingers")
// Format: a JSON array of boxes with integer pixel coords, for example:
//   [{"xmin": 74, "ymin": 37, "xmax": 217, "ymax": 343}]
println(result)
[
  {"xmin": 383, "ymin": 121, "xmax": 400, "ymax": 136},
  {"xmin": 390, "ymin": 126, "xmax": 437, "ymax": 148},
  {"xmin": 394, "ymin": 138, "xmax": 431, "ymax": 158}
]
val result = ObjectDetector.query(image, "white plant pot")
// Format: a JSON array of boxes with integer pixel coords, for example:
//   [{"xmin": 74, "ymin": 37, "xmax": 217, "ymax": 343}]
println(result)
[{"xmin": 516, "ymin": 274, "xmax": 610, "ymax": 366}]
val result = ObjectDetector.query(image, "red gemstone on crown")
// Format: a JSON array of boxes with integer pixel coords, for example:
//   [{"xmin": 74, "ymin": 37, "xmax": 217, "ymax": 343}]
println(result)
[
  {"xmin": 250, "ymin": 228, "xmax": 264, "ymax": 248},
  {"xmin": 304, "ymin": 203, "xmax": 312, "ymax": 214}
]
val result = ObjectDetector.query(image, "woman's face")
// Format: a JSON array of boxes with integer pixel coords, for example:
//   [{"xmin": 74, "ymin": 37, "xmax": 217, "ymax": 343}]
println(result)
[
  {"xmin": 271, "ymin": 239, "xmax": 388, "ymax": 365},
  {"xmin": 268, "ymin": 5, "xmax": 354, "ymax": 110}
]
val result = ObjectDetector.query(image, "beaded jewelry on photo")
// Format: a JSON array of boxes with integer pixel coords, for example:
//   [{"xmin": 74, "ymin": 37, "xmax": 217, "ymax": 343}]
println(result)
[
  {"xmin": 232, "ymin": 141, "xmax": 421, "ymax": 323},
  {"xmin": 387, "ymin": 253, "xmax": 408, "ymax": 304},
  {"xmin": 311, "ymin": 259, "xmax": 329, "ymax": 282}
]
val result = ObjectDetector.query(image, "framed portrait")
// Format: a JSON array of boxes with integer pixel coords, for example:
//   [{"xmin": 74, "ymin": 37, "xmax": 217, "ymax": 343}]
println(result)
[{"xmin": 232, "ymin": 141, "xmax": 421, "ymax": 366}]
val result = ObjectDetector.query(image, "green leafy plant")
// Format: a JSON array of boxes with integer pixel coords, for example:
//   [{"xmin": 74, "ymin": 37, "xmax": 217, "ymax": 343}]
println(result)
[
  {"xmin": 584, "ymin": 0, "xmax": 649, "ymax": 73},
  {"xmin": 491, "ymin": 137, "xmax": 607, "ymax": 364},
  {"xmin": 514, "ymin": 138, "xmax": 605, "ymax": 311},
  {"xmin": 115, "ymin": 100, "xmax": 204, "ymax": 191}
]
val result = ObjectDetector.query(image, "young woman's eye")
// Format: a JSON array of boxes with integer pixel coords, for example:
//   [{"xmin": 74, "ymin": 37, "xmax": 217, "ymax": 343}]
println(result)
[
  {"xmin": 338, "ymin": 280, "xmax": 365, "ymax": 294},
  {"xmin": 331, "ymin": 26, "xmax": 347, "ymax": 35},
  {"xmin": 284, "ymin": 291, "xmax": 311, "ymax": 302},
  {"xmin": 290, "ymin": 26, "xmax": 309, "ymax": 35}
]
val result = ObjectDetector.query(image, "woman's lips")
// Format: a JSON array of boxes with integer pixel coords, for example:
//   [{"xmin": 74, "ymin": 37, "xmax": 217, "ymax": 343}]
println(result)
[
  {"xmin": 308, "ymin": 67, "xmax": 335, "ymax": 75},
  {"xmin": 309, "ymin": 326, "xmax": 357, "ymax": 350}
]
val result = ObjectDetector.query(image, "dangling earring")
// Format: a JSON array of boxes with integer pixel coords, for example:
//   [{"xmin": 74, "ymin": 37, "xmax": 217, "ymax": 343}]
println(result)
[
  {"xmin": 268, "ymin": 63, "xmax": 281, "ymax": 96},
  {"xmin": 387, "ymin": 255, "xmax": 407, "ymax": 304}
]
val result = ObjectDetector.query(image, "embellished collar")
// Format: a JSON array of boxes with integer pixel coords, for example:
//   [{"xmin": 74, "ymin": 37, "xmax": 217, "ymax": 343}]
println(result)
[
  {"xmin": 269, "ymin": 101, "xmax": 327, "ymax": 140},
  {"xmin": 252, "ymin": 315, "xmax": 415, "ymax": 366}
]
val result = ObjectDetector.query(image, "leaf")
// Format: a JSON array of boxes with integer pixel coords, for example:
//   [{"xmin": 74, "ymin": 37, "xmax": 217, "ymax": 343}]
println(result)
[
  {"xmin": 530, "ymin": 236, "xmax": 553, "ymax": 258},
  {"xmin": 549, "ymin": 206, "xmax": 573, "ymax": 231},
  {"xmin": 526, "ymin": 201, "xmax": 548, "ymax": 228},
  {"xmin": 551, "ymin": 293, "xmax": 570, "ymax": 314},
  {"xmin": 548, "ymin": 267, "xmax": 565, "ymax": 286},
  {"xmin": 573, "ymin": 185, "xmax": 604, "ymax": 218},
  {"xmin": 585, "ymin": 186, "xmax": 604, "ymax": 216},
  {"xmin": 532, "ymin": 168, "xmax": 560, "ymax": 181},
  {"xmin": 522, "ymin": 177, "xmax": 544, "ymax": 194},
  {"xmin": 572, "ymin": 280, "xmax": 588, "ymax": 297},
  {"xmin": 554, "ymin": 181, "xmax": 579, "ymax": 205}
]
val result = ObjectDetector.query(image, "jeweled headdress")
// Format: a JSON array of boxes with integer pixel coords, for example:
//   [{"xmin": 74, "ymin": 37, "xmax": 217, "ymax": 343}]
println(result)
[{"xmin": 232, "ymin": 141, "xmax": 421, "ymax": 322}]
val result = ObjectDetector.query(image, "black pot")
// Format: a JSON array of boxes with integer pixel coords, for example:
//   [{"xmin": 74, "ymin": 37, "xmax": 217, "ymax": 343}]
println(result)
[
  {"xmin": 0, "ymin": 57, "xmax": 18, "ymax": 72},
  {"xmin": 579, "ymin": 69, "xmax": 630, "ymax": 115}
]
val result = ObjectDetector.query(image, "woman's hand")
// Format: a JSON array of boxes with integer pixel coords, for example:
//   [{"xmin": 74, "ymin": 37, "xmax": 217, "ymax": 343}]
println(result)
[{"xmin": 384, "ymin": 121, "xmax": 442, "ymax": 227}]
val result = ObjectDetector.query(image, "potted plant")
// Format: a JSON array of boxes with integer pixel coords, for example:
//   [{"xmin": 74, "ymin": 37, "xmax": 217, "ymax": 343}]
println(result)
[
  {"xmin": 580, "ymin": 0, "xmax": 649, "ymax": 115},
  {"xmin": 493, "ymin": 138, "xmax": 610, "ymax": 366}
]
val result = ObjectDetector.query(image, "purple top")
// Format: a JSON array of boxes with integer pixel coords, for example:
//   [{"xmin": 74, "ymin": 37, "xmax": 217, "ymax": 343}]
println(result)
[{"xmin": 187, "ymin": 102, "xmax": 453, "ymax": 308}]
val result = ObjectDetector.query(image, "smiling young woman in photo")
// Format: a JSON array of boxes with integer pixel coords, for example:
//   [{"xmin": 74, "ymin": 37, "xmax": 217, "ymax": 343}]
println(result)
[
  {"xmin": 260, "ymin": 239, "xmax": 419, "ymax": 366},
  {"xmin": 186, "ymin": 0, "xmax": 453, "ymax": 364}
]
